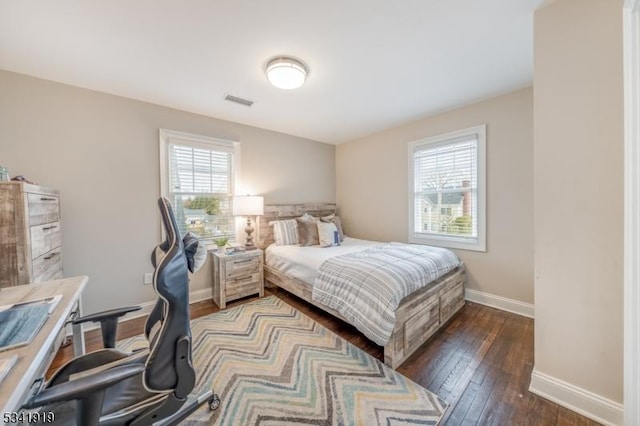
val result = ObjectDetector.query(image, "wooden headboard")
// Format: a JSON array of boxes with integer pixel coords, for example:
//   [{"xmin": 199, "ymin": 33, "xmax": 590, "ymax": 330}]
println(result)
[{"xmin": 258, "ymin": 203, "xmax": 337, "ymax": 249}]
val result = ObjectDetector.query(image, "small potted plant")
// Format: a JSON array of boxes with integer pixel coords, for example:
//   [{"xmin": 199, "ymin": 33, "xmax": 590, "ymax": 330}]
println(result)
[{"xmin": 214, "ymin": 237, "xmax": 229, "ymax": 252}]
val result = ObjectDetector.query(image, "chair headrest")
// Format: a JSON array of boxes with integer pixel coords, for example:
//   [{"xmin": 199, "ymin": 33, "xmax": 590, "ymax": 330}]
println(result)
[
  {"xmin": 151, "ymin": 198, "xmax": 182, "ymax": 268},
  {"xmin": 159, "ymin": 198, "xmax": 180, "ymax": 250}
]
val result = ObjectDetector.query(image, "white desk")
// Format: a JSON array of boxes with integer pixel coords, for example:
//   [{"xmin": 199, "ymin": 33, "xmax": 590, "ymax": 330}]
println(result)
[{"xmin": 0, "ymin": 276, "xmax": 87, "ymax": 415}]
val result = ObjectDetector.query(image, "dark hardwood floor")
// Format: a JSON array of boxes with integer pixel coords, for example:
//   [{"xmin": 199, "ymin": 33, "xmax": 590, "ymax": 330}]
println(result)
[{"xmin": 49, "ymin": 289, "xmax": 600, "ymax": 425}]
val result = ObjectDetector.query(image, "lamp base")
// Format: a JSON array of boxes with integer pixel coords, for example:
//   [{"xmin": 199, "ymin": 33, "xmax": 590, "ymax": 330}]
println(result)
[{"xmin": 244, "ymin": 217, "xmax": 257, "ymax": 250}]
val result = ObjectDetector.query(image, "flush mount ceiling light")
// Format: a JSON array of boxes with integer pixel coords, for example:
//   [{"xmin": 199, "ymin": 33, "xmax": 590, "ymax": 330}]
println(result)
[{"xmin": 265, "ymin": 57, "xmax": 308, "ymax": 90}]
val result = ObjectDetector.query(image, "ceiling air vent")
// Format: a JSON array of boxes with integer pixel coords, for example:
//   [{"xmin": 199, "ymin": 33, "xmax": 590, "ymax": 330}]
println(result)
[{"xmin": 224, "ymin": 94, "xmax": 254, "ymax": 107}]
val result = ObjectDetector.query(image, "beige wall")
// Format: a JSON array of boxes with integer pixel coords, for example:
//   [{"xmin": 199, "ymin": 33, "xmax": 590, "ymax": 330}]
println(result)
[
  {"xmin": 0, "ymin": 70, "xmax": 335, "ymax": 314},
  {"xmin": 336, "ymin": 88, "xmax": 534, "ymax": 303},
  {"xmin": 533, "ymin": 0, "xmax": 623, "ymax": 403}
]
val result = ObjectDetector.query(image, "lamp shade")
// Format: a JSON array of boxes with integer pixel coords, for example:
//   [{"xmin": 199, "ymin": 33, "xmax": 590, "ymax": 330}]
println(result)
[{"xmin": 233, "ymin": 195, "xmax": 264, "ymax": 216}]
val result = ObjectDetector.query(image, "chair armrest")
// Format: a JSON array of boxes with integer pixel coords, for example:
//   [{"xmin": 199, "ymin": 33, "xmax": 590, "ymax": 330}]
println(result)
[
  {"xmin": 23, "ymin": 364, "xmax": 145, "ymax": 409},
  {"xmin": 72, "ymin": 306, "xmax": 142, "ymax": 349},
  {"xmin": 71, "ymin": 306, "xmax": 142, "ymax": 325}
]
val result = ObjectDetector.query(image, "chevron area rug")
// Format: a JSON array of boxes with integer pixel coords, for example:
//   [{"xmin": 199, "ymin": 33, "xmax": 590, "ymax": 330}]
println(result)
[{"xmin": 119, "ymin": 296, "xmax": 447, "ymax": 425}]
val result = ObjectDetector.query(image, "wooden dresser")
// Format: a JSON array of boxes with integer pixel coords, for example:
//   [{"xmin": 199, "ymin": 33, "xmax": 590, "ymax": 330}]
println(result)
[
  {"xmin": 211, "ymin": 249, "xmax": 264, "ymax": 309},
  {"xmin": 0, "ymin": 182, "xmax": 63, "ymax": 288}
]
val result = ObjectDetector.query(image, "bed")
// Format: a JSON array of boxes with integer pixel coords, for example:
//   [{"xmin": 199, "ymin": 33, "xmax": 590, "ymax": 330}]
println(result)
[{"xmin": 258, "ymin": 203, "xmax": 466, "ymax": 369}]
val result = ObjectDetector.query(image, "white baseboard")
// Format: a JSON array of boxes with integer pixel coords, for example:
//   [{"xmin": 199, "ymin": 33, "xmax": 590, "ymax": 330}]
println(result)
[
  {"xmin": 529, "ymin": 369, "xmax": 623, "ymax": 426},
  {"xmin": 189, "ymin": 287, "xmax": 214, "ymax": 304},
  {"xmin": 464, "ymin": 288, "xmax": 535, "ymax": 318},
  {"xmin": 68, "ymin": 288, "xmax": 214, "ymax": 335}
]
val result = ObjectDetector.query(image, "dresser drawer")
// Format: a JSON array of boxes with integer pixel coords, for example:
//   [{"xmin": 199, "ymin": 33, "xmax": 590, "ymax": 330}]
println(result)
[
  {"xmin": 27, "ymin": 193, "xmax": 60, "ymax": 226},
  {"xmin": 225, "ymin": 256, "xmax": 260, "ymax": 278},
  {"xmin": 30, "ymin": 221, "xmax": 62, "ymax": 259},
  {"xmin": 32, "ymin": 249, "xmax": 63, "ymax": 283}
]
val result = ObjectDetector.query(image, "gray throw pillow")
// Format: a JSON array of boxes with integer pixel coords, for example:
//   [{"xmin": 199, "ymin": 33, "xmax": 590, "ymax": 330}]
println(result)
[{"xmin": 296, "ymin": 216, "xmax": 320, "ymax": 246}]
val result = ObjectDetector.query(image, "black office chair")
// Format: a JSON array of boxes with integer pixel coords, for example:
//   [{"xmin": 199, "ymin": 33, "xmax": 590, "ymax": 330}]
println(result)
[{"xmin": 23, "ymin": 198, "xmax": 218, "ymax": 425}]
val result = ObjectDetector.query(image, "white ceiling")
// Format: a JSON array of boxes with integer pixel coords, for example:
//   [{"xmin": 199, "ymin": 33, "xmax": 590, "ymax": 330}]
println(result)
[{"xmin": 0, "ymin": 0, "xmax": 543, "ymax": 144}]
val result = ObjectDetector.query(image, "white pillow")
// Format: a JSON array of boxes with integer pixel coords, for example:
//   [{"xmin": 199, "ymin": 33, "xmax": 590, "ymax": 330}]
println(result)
[
  {"xmin": 191, "ymin": 240, "xmax": 208, "ymax": 272},
  {"xmin": 317, "ymin": 221, "xmax": 339, "ymax": 247},
  {"xmin": 270, "ymin": 219, "xmax": 299, "ymax": 246},
  {"xmin": 320, "ymin": 214, "xmax": 345, "ymax": 242}
]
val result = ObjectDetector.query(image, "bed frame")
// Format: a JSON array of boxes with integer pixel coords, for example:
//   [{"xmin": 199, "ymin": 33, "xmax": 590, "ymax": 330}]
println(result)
[{"xmin": 258, "ymin": 203, "xmax": 466, "ymax": 369}]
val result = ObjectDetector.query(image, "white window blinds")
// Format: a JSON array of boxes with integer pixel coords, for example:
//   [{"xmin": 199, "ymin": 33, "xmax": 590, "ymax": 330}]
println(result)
[
  {"xmin": 161, "ymin": 132, "xmax": 237, "ymax": 242},
  {"xmin": 409, "ymin": 125, "xmax": 486, "ymax": 252},
  {"xmin": 169, "ymin": 143, "xmax": 233, "ymax": 195}
]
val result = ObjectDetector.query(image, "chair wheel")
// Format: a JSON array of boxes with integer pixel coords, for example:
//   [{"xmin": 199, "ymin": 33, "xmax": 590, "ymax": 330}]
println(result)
[{"xmin": 209, "ymin": 393, "xmax": 221, "ymax": 411}]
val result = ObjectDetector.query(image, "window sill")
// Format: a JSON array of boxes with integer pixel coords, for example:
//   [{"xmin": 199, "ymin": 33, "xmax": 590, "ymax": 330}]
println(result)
[{"xmin": 409, "ymin": 234, "xmax": 486, "ymax": 252}]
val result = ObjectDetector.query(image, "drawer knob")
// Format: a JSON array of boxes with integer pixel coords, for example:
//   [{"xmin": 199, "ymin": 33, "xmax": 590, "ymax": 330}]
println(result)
[
  {"xmin": 42, "ymin": 225, "xmax": 58, "ymax": 231},
  {"xmin": 39, "ymin": 197, "xmax": 56, "ymax": 201}
]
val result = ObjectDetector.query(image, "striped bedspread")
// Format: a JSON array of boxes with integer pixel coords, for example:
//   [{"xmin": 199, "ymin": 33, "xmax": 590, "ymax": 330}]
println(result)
[{"xmin": 312, "ymin": 243, "xmax": 462, "ymax": 346}]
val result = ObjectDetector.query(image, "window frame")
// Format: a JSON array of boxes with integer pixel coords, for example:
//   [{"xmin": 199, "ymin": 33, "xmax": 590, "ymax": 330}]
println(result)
[
  {"xmin": 159, "ymin": 129, "xmax": 241, "ymax": 243},
  {"xmin": 407, "ymin": 124, "xmax": 486, "ymax": 252}
]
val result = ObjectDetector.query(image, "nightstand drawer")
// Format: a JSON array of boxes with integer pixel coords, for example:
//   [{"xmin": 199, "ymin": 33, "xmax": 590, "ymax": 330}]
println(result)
[
  {"xmin": 227, "ymin": 272, "xmax": 261, "ymax": 288},
  {"xmin": 226, "ymin": 282, "xmax": 261, "ymax": 301},
  {"xmin": 225, "ymin": 256, "xmax": 260, "ymax": 277}
]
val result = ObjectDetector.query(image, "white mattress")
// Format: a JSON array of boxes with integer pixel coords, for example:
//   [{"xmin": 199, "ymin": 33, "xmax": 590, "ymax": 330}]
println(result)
[{"xmin": 265, "ymin": 237, "xmax": 380, "ymax": 285}]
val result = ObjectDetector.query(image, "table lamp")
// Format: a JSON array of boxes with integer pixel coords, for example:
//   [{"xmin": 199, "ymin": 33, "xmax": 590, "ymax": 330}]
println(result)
[{"xmin": 232, "ymin": 195, "xmax": 264, "ymax": 250}]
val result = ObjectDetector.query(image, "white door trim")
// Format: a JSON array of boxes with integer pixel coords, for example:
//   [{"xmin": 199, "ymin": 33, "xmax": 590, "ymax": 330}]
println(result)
[{"xmin": 624, "ymin": 0, "xmax": 640, "ymax": 424}]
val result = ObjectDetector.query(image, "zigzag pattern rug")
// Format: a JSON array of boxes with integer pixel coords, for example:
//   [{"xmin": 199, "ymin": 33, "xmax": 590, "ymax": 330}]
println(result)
[{"xmin": 119, "ymin": 296, "xmax": 447, "ymax": 425}]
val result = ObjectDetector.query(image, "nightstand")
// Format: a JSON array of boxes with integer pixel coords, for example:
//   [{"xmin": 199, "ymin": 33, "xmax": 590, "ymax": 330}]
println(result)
[{"xmin": 211, "ymin": 249, "xmax": 264, "ymax": 309}]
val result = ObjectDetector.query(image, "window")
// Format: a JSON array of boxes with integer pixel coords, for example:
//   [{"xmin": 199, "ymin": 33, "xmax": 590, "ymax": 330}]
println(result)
[
  {"xmin": 408, "ymin": 125, "xmax": 486, "ymax": 252},
  {"xmin": 159, "ymin": 129, "xmax": 239, "ymax": 242}
]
